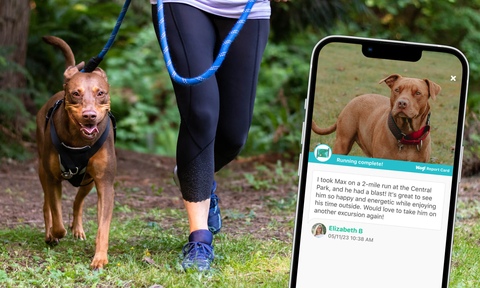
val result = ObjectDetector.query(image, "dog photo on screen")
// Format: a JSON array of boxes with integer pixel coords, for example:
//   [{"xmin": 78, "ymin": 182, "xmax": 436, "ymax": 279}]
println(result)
[{"xmin": 310, "ymin": 43, "xmax": 462, "ymax": 165}]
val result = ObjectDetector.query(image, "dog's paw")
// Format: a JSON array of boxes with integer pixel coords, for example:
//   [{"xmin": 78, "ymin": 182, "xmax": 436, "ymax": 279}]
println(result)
[
  {"xmin": 90, "ymin": 254, "xmax": 108, "ymax": 270},
  {"xmin": 45, "ymin": 230, "xmax": 60, "ymax": 246},
  {"xmin": 71, "ymin": 226, "xmax": 86, "ymax": 240},
  {"xmin": 45, "ymin": 237, "xmax": 60, "ymax": 247},
  {"xmin": 51, "ymin": 227, "xmax": 67, "ymax": 240}
]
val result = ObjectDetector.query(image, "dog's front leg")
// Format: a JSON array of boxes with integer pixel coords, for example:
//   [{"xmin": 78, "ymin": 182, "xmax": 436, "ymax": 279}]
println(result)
[
  {"xmin": 90, "ymin": 178, "xmax": 115, "ymax": 270},
  {"xmin": 39, "ymin": 167, "xmax": 67, "ymax": 245},
  {"xmin": 71, "ymin": 180, "xmax": 95, "ymax": 240},
  {"xmin": 39, "ymin": 166, "xmax": 53, "ymax": 244}
]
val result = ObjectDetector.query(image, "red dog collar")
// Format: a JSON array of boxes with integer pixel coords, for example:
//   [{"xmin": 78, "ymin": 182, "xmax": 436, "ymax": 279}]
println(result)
[{"xmin": 388, "ymin": 112, "xmax": 431, "ymax": 151}]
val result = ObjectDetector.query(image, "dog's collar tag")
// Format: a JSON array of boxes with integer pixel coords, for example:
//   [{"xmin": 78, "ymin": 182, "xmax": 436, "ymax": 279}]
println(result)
[
  {"xmin": 397, "ymin": 140, "xmax": 404, "ymax": 151},
  {"xmin": 58, "ymin": 155, "xmax": 80, "ymax": 179},
  {"xmin": 416, "ymin": 140, "xmax": 423, "ymax": 152},
  {"xmin": 62, "ymin": 170, "xmax": 77, "ymax": 179}
]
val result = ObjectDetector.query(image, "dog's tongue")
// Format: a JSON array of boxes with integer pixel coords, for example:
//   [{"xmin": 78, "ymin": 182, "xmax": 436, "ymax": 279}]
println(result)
[{"xmin": 82, "ymin": 127, "xmax": 99, "ymax": 135}]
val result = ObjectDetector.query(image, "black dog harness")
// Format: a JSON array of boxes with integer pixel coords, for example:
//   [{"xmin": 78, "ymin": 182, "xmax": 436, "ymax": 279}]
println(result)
[{"xmin": 45, "ymin": 99, "xmax": 116, "ymax": 187}]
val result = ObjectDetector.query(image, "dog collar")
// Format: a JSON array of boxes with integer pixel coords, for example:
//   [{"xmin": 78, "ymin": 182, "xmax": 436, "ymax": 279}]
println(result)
[{"xmin": 388, "ymin": 112, "xmax": 431, "ymax": 152}]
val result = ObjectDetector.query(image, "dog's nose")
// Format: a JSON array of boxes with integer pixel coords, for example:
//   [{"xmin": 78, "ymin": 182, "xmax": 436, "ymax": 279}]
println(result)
[
  {"xmin": 397, "ymin": 99, "xmax": 408, "ymax": 109},
  {"xmin": 82, "ymin": 110, "xmax": 97, "ymax": 120}
]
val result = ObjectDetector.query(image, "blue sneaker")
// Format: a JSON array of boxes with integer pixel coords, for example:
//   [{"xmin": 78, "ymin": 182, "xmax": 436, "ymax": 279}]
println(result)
[
  {"xmin": 182, "ymin": 230, "xmax": 214, "ymax": 271},
  {"xmin": 173, "ymin": 166, "xmax": 222, "ymax": 234},
  {"xmin": 208, "ymin": 180, "xmax": 222, "ymax": 235}
]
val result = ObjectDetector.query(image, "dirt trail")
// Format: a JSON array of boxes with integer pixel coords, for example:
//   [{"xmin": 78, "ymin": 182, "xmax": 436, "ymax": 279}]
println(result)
[
  {"xmin": 0, "ymin": 149, "xmax": 298, "ymax": 241},
  {"xmin": 1, "ymin": 148, "xmax": 477, "ymax": 242}
]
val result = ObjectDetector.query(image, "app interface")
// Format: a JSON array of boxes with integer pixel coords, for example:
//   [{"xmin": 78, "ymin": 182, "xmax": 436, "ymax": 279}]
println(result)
[{"xmin": 296, "ymin": 42, "xmax": 464, "ymax": 287}]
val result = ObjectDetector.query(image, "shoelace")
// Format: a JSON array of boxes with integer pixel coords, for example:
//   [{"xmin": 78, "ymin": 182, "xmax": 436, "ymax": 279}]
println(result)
[
  {"xmin": 182, "ymin": 242, "xmax": 214, "ymax": 261},
  {"xmin": 210, "ymin": 194, "xmax": 219, "ymax": 209}
]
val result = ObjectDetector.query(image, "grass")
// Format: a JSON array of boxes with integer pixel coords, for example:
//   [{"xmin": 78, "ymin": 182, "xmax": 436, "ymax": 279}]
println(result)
[
  {"xmin": 1, "ymin": 200, "xmax": 480, "ymax": 287},
  {"xmin": 244, "ymin": 161, "xmax": 299, "ymax": 192},
  {"xmin": 0, "ymin": 160, "xmax": 299, "ymax": 287},
  {"xmin": 450, "ymin": 200, "xmax": 480, "ymax": 287},
  {"xmin": 1, "ymin": 199, "xmax": 480, "ymax": 287},
  {"xmin": 450, "ymin": 231, "xmax": 480, "ymax": 288},
  {"xmin": 310, "ymin": 42, "xmax": 463, "ymax": 165},
  {"xmin": 0, "ymin": 208, "xmax": 291, "ymax": 288},
  {"xmin": 0, "ymin": 161, "xmax": 479, "ymax": 287}
]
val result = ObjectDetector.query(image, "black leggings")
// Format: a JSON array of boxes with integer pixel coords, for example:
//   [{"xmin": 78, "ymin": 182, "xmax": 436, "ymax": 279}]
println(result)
[{"xmin": 152, "ymin": 3, "xmax": 269, "ymax": 202}]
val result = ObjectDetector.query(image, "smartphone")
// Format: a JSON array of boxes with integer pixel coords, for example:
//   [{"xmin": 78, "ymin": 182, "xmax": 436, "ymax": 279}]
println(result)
[{"xmin": 289, "ymin": 36, "xmax": 469, "ymax": 288}]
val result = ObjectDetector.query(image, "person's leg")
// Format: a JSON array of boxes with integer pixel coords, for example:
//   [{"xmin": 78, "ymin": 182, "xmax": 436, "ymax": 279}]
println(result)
[
  {"xmin": 153, "ymin": 2, "xmax": 217, "ymax": 223},
  {"xmin": 202, "ymin": 16, "xmax": 270, "ymax": 236},
  {"xmin": 183, "ymin": 200, "xmax": 209, "ymax": 233},
  {"xmin": 152, "ymin": 3, "xmax": 218, "ymax": 270},
  {"xmin": 212, "ymin": 17, "xmax": 270, "ymax": 171}
]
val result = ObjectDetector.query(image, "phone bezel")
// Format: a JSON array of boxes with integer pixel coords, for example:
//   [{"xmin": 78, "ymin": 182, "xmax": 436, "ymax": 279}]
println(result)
[{"xmin": 289, "ymin": 35, "xmax": 469, "ymax": 288}]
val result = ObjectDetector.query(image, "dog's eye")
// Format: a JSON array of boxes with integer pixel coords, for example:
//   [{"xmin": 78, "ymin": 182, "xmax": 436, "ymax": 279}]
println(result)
[
  {"xmin": 72, "ymin": 92, "xmax": 80, "ymax": 97},
  {"xmin": 97, "ymin": 91, "xmax": 104, "ymax": 97}
]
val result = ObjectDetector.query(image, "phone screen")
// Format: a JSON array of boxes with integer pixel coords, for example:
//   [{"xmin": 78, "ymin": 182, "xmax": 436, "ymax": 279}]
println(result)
[{"xmin": 290, "ymin": 37, "xmax": 468, "ymax": 288}]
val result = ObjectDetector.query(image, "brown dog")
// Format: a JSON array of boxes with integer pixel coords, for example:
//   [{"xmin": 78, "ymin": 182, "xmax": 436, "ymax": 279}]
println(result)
[
  {"xmin": 36, "ymin": 36, "xmax": 116, "ymax": 269},
  {"xmin": 311, "ymin": 74, "xmax": 441, "ymax": 162}
]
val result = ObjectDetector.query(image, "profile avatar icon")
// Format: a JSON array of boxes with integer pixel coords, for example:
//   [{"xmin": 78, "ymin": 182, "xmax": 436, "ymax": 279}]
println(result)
[
  {"xmin": 312, "ymin": 223, "xmax": 327, "ymax": 238},
  {"xmin": 314, "ymin": 144, "xmax": 332, "ymax": 162}
]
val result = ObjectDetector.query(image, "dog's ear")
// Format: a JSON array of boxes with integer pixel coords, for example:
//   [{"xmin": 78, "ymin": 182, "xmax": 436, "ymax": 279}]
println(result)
[
  {"xmin": 75, "ymin": 61, "xmax": 85, "ymax": 71},
  {"xmin": 424, "ymin": 79, "xmax": 441, "ymax": 100},
  {"xmin": 92, "ymin": 67, "xmax": 108, "ymax": 83},
  {"xmin": 379, "ymin": 74, "xmax": 402, "ymax": 88},
  {"xmin": 64, "ymin": 65, "xmax": 80, "ymax": 82}
]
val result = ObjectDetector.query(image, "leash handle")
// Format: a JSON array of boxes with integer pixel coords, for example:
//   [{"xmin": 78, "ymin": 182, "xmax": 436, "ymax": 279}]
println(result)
[
  {"xmin": 157, "ymin": 0, "xmax": 256, "ymax": 86},
  {"xmin": 82, "ymin": 0, "xmax": 132, "ymax": 73},
  {"xmin": 83, "ymin": 56, "xmax": 103, "ymax": 73}
]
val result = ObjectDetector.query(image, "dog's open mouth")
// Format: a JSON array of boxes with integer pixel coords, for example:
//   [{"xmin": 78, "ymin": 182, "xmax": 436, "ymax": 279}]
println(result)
[
  {"xmin": 67, "ymin": 112, "xmax": 102, "ymax": 140},
  {"xmin": 80, "ymin": 123, "xmax": 99, "ymax": 139}
]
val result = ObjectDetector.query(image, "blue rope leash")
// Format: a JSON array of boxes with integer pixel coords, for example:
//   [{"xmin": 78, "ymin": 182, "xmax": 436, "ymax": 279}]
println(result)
[
  {"xmin": 82, "ymin": 0, "xmax": 132, "ymax": 73},
  {"xmin": 82, "ymin": 0, "xmax": 255, "ymax": 86},
  {"xmin": 156, "ymin": 0, "xmax": 256, "ymax": 86}
]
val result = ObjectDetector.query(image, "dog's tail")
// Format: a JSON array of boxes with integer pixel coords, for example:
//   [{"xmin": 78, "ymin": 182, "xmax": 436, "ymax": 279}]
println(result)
[
  {"xmin": 42, "ymin": 36, "xmax": 76, "ymax": 69},
  {"xmin": 311, "ymin": 120, "xmax": 337, "ymax": 135}
]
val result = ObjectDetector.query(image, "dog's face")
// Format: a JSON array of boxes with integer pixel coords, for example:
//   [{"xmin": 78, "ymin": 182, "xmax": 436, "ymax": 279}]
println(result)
[
  {"xmin": 379, "ymin": 74, "xmax": 441, "ymax": 119},
  {"xmin": 63, "ymin": 64, "xmax": 110, "ymax": 140}
]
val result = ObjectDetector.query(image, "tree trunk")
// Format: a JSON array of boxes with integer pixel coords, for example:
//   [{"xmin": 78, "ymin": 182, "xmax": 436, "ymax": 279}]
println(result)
[{"xmin": 0, "ymin": 0, "xmax": 34, "ymax": 114}]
